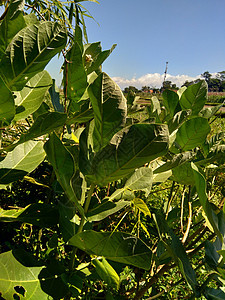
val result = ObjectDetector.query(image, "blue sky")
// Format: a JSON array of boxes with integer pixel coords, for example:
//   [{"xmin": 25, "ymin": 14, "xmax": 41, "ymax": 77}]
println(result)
[
  {"xmin": 1, "ymin": 0, "xmax": 224, "ymax": 89},
  {"xmin": 48, "ymin": 0, "xmax": 225, "ymax": 88}
]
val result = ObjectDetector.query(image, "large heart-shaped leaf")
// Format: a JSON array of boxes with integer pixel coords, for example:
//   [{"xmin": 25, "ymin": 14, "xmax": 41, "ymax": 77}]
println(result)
[
  {"xmin": 179, "ymin": 80, "xmax": 207, "ymax": 115},
  {"xmin": 69, "ymin": 230, "xmax": 152, "ymax": 270},
  {"xmin": 14, "ymin": 70, "xmax": 52, "ymax": 121},
  {"xmin": 84, "ymin": 123, "xmax": 169, "ymax": 186},
  {"xmin": 0, "ymin": 251, "xmax": 47, "ymax": 300},
  {"xmin": 0, "ymin": 140, "xmax": 45, "ymax": 184},
  {"xmin": 0, "ymin": 21, "xmax": 66, "ymax": 90},
  {"xmin": 88, "ymin": 72, "xmax": 127, "ymax": 152},
  {"xmin": 175, "ymin": 117, "xmax": 210, "ymax": 151}
]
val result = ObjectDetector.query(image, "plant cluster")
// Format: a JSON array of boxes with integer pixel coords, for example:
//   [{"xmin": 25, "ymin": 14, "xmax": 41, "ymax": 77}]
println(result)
[{"xmin": 0, "ymin": 1, "xmax": 225, "ymax": 299}]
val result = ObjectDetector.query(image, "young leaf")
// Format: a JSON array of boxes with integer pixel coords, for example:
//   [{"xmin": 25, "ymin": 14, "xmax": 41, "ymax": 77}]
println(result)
[
  {"xmin": 88, "ymin": 72, "xmax": 127, "ymax": 152},
  {"xmin": 0, "ymin": 140, "xmax": 45, "ymax": 184},
  {"xmin": 133, "ymin": 198, "xmax": 151, "ymax": 216},
  {"xmin": 0, "ymin": 22, "xmax": 66, "ymax": 90},
  {"xmin": 179, "ymin": 80, "xmax": 207, "ymax": 115},
  {"xmin": 92, "ymin": 257, "xmax": 120, "ymax": 290},
  {"xmin": 175, "ymin": 117, "xmax": 210, "ymax": 151},
  {"xmin": 69, "ymin": 230, "xmax": 152, "ymax": 270},
  {"xmin": 14, "ymin": 70, "xmax": 52, "ymax": 121},
  {"xmin": 83, "ymin": 42, "xmax": 116, "ymax": 75}
]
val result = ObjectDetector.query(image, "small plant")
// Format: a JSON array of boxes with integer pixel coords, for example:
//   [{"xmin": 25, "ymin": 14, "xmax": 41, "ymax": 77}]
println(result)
[{"xmin": 0, "ymin": 1, "xmax": 225, "ymax": 299}]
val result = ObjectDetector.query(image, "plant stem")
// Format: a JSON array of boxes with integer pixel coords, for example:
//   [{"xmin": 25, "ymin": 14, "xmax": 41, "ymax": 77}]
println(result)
[
  {"xmin": 69, "ymin": 183, "xmax": 95, "ymax": 272},
  {"xmin": 0, "ymin": 121, "xmax": 2, "ymax": 149},
  {"xmin": 180, "ymin": 185, "xmax": 186, "ymax": 233},
  {"xmin": 165, "ymin": 181, "xmax": 175, "ymax": 219}
]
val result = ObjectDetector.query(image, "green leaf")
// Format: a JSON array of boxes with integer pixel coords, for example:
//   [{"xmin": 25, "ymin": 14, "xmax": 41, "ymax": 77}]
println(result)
[
  {"xmin": 0, "ymin": 251, "xmax": 47, "ymax": 300},
  {"xmin": 204, "ymin": 287, "xmax": 225, "ymax": 299},
  {"xmin": 0, "ymin": 0, "xmax": 26, "ymax": 59},
  {"xmin": 162, "ymin": 89, "xmax": 179, "ymax": 119},
  {"xmin": 125, "ymin": 167, "xmax": 153, "ymax": 196},
  {"xmin": 200, "ymin": 102, "xmax": 225, "ymax": 119},
  {"xmin": 168, "ymin": 110, "xmax": 191, "ymax": 134},
  {"xmin": 48, "ymin": 79, "xmax": 64, "ymax": 112},
  {"xmin": 69, "ymin": 230, "xmax": 152, "ymax": 270},
  {"xmin": 0, "ymin": 76, "xmax": 15, "ymax": 124},
  {"xmin": 0, "ymin": 21, "xmax": 66, "ymax": 90},
  {"xmin": 14, "ymin": 71, "xmax": 52, "ymax": 121},
  {"xmin": 88, "ymin": 72, "xmax": 127, "ymax": 152},
  {"xmin": 67, "ymin": 41, "xmax": 88, "ymax": 113},
  {"xmin": 175, "ymin": 117, "xmax": 210, "ymax": 151},
  {"xmin": 84, "ymin": 124, "xmax": 169, "ymax": 186},
  {"xmin": 171, "ymin": 162, "xmax": 195, "ymax": 186},
  {"xmin": 87, "ymin": 199, "xmax": 130, "ymax": 222},
  {"xmin": 67, "ymin": 103, "xmax": 94, "ymax": 124},
  {"xmin": 179, "ymin": 80, "xmax": 207, "ymax": 115},
  {"xmin": 38, "ymin": 261, "xmax": 69, "ymax": 299},
  {"xmin": 149, "ymin": 96, "xmax": 161, "ymax": 121},
  {"xmin": 133, "ymin": 198, "xmax": 151, "ymax": 216},
  {"xmin": 84, "ymin": 42, "xmax": 116, "ymax": 75},
  {"xmin": 58, "ymin": 199, "xmax": 78, "ymax": 242},
  {"xmin": 92, "ymin": 257, "xmax": 120, "ymax": 290},
  {"xmin": 44, "ymin": 133, "xmax": 84, "ymax": 216},
  {"xmin": 0, "ymin": 140, "xmax": 45, "ymax": 184},
  {"xmin": 0, "ymin": 203, "xmax": 59, "ymax": 227},
  {"xmin": 154, "ymin": 214, "xmax": 198, "ymax": 293},
  {"xmin": 154, "ymin": 151, "xmax": 196, "ymax": 174},
  {"xmin": 13, "ymin": 112, "xmax": 67, "ymax": 147},
  {"xmin": 24, "ymin": 13, "xmax": 39, "ymax": 26},
  {"xmin": 191, "ymin": 163, "xmax": 222, "ymax": 240}
]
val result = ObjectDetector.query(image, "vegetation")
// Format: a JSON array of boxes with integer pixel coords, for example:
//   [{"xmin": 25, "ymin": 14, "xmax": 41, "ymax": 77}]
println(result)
[{"xmin": 0, "ymin": 1, "xmax": 225, "ymax": 299}]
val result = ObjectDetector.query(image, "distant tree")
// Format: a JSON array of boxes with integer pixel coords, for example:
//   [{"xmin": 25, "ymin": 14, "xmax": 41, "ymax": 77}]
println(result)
[
  {"xmin": 141, "ymin": 86, "xmax": 150, "ymax": 92},
  {"xmin": 123, "ymin": 86, "xmax": 139, "ymax": 93},
  {"xmin": 162, "ymin": 80, "xmax": 172, "ymax": 90},
  {"xmin": 201, "ymin": 71, "xmax": 212, "ymax": 84}
]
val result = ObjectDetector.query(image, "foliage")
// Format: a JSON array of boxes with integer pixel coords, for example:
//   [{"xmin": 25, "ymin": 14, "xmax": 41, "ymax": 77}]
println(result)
[{"xmin": 0, "ymin": 1, "xmax": 225, "ymax": 299}]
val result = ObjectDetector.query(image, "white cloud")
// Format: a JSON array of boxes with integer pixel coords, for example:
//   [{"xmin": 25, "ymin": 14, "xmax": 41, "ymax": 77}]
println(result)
[{"xmin": 112, "ymin": 73, "xmax": 200, "ymax": 90}]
